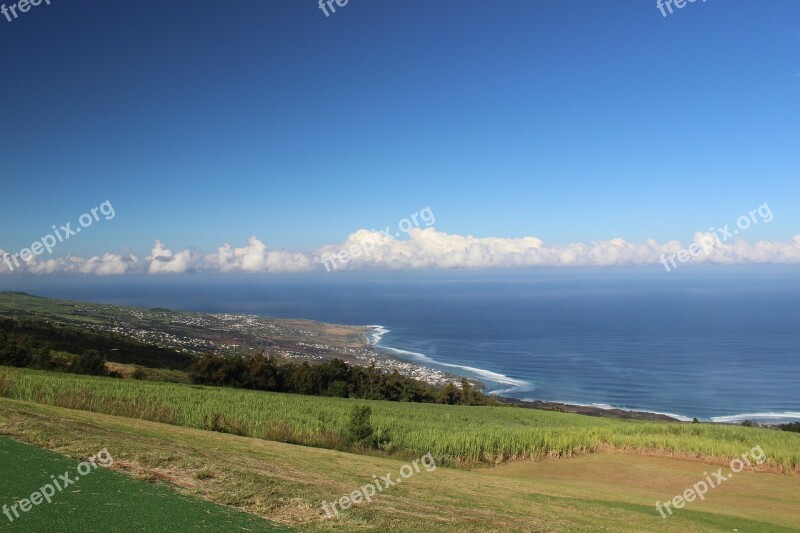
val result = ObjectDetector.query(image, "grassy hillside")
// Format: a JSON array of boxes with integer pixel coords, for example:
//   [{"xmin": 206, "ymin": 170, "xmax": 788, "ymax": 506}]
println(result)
[
  {"xmin": 2, "ymin": 366, "xmax": 798, "ymax": 470},
  {"xmin": 2, "ymin": 399, "xmax": 798, "ymax": 532},
  {"xmin": 0, "ymin": 436, "xmax": 291, "ymax": 532}
]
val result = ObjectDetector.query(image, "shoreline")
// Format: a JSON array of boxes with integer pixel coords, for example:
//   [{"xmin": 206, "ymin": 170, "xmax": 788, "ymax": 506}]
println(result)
[
  {"xmin": 497, "ymin": 397, "xmax": 683, "ymax": 422},
  {"xmin": 361, "ymin": 325, "xmax": 528, "ymax": 390},
  {"xmin": 359, "ymin": 325, "xmax": 685, "ymax": 422},
  {"xmin": 360, "ymin": 325, "xmax": 800, "ymax": 425},
  {"xmin": 356, "ymin": 326, "xmax": 464, "ymax": 387}
]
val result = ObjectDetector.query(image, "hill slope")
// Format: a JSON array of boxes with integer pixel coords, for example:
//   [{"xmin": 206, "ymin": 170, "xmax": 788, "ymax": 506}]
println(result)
[
  {"xmin": 1, "ymin": 399, "xmax": 798, "ymax": 532},
  {"xmin": 2, "ymin": 366, "xmax": 798, "ymax": 470}
]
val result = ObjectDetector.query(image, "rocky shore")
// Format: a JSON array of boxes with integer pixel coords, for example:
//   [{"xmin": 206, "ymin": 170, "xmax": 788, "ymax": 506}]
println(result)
[{"xmin": 497, "ymin": 397, "xmax": 682, "ymax": 422}]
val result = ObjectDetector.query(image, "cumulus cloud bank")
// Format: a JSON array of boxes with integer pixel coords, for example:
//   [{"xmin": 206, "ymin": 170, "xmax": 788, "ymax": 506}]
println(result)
[
  {"xmin": 0, "ymin": 248, "xmax": 138, "ymax": 276},
  {"xmin": 146, "ymin": 238, "xmax": 313, "ymax": 274},
  {"xmin": 2, "ymin": 229, "xmax": 800, "ymax": 275}
]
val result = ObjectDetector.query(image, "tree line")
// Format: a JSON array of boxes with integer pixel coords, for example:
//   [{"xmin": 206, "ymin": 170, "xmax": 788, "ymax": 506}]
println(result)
[
  {"xmin": 0, "ymin": 322, "xmax": 116, "ymax": 377},
  {"xmin": 190, "ymin": 352, "xmax": 498, "ymax": 406}
]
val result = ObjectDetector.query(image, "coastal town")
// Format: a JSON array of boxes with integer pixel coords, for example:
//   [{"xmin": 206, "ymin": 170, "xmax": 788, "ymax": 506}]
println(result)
[{"xmin": 21, "ymin": 299, "xmax": 459, "ymax": 387}]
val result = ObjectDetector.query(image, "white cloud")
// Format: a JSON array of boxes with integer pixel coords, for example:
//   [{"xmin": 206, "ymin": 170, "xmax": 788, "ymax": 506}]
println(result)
[
  {"xmin": 0, "ymin": 251, "xmax": 139, "ymax": 276},
  {"xmin": 2, "ymin": 230, "xmax": 800, "ymax": 275},
  {"xmin": 315, "ymin": 229, "xmax": 800, "ymax": 270},
  {"xmin": 210, "ymin": 237, "xmax": 313, "ymax": 274},
  {"xmin": 73, "ymin": 253, "xmax": 139, "ymax": 276},
  {"xmin": 147, "ymin": 240, "xmax": 203, "ymax": 274}
]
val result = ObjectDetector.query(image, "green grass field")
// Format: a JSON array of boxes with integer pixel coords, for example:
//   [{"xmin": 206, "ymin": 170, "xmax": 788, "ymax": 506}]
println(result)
[
  {"xmin": 0, "ymin": 291, "xmax": 172, "ymax": 326},
  {"xmin": 2, "ymin": 366, "xmax": 799, "ymax": 470},
  {"xmin": 0, "ymin": 436, "xmax": 291, "ymax": 532},
  {"xmin": 2, "ymin": 399, "xmax": 798, "ymax": 532}
]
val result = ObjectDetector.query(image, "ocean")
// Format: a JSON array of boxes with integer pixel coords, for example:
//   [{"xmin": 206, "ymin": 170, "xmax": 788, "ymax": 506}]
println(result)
[{"xmin": 3, "ymin": 266, "xmax": 799, "ymax": 423}]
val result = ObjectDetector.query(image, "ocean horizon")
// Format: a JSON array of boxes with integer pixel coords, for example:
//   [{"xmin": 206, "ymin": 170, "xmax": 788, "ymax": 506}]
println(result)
[{"xmin": 4, "ymin": 266, "xmax": 799, "ymax": 423}]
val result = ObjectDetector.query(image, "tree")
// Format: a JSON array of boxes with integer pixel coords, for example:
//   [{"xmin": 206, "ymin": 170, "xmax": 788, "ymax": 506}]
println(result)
[
  {"xmin": 29, "ymin": 349, "xmax": 53, "ymax": 370},
  {"xmin": 346, "ymin": 405, "xmax": 374, "ymax": 445},
  {"xmin": 779, "ymin": 422, "xmax": 800, "ymax": 433},
  {"xmin": 0, "ymin": 345, "xmax": 33, "ymax": 368},
  {"xmin": 73, "ymin": 349, "xmax": 108, "ymax": 376},
  {"xmin": 437, "ymin": 382, "xmax": 460, "ymax": 405},
  {"xmin": 460, "ymin": 378, "xmax": 474, "ymax": 405}
]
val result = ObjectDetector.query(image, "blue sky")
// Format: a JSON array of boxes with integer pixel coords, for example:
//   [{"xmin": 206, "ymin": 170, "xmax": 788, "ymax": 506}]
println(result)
[{"xmin": 1, "ymin": 0, "xmax": 799, "ymax": 263}]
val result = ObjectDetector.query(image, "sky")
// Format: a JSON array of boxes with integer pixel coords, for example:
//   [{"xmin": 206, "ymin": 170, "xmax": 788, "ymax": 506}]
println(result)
[{"xmin": 1, "ymin": 0, "xmax": 799, "ymax": 275}]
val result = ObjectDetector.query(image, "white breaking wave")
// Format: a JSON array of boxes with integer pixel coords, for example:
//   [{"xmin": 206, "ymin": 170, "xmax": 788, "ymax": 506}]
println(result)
[
  {"xmin": 710, "ymin": 412, "xmax": 800, "ymax": 423},
  {"xmin": 588, "ymin": 403, "xmax": 696, "ymax": 422},
  {"xmin": 522, "ymin": 401, "xmax": 696, "ymax": 422},
  {"xmin": 368, "ymin": 327, "xmax": 532, "ymax": 391},
  {"xmin": 450, "ymin": 365, "xmax": 530, "ymax": 388},
  {"xmin": 365, "ymin": 325, "xmax": 390, "ymax": 345}
]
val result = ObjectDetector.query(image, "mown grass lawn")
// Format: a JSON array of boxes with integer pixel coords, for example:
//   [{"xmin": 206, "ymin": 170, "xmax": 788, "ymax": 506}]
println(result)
[{"xmin": 0, "ymin": 436, "xmax": 292, "ymax": 532}]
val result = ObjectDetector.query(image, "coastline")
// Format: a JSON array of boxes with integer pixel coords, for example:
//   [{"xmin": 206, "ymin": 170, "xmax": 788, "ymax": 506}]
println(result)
[
  {"xmin": 3, "ymin": 291, "xmax": 794, "ymax": 425},
  {"xmin": 497, "ymin": 397, "xmax": 683, "ymax": 422},
  {"xmin": 360, "ymin": 324, "xmax": 800, "ymax": 425},
  {"xmin": 355, "ymin": 326, "xmax": 463, "ymax": 387},
  {"xmin": 360, "ymin": 325, "xmax": 685, "ymax": 422},
  {"xmin": 362, "ymin": 325, "xmax": 528, "ymax": 390}
]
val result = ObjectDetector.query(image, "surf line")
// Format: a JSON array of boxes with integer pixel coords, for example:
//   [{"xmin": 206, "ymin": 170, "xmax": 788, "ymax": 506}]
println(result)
[{"xmin": 365, "ymin": 325, "xmax": 533, "ymax": 393}]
